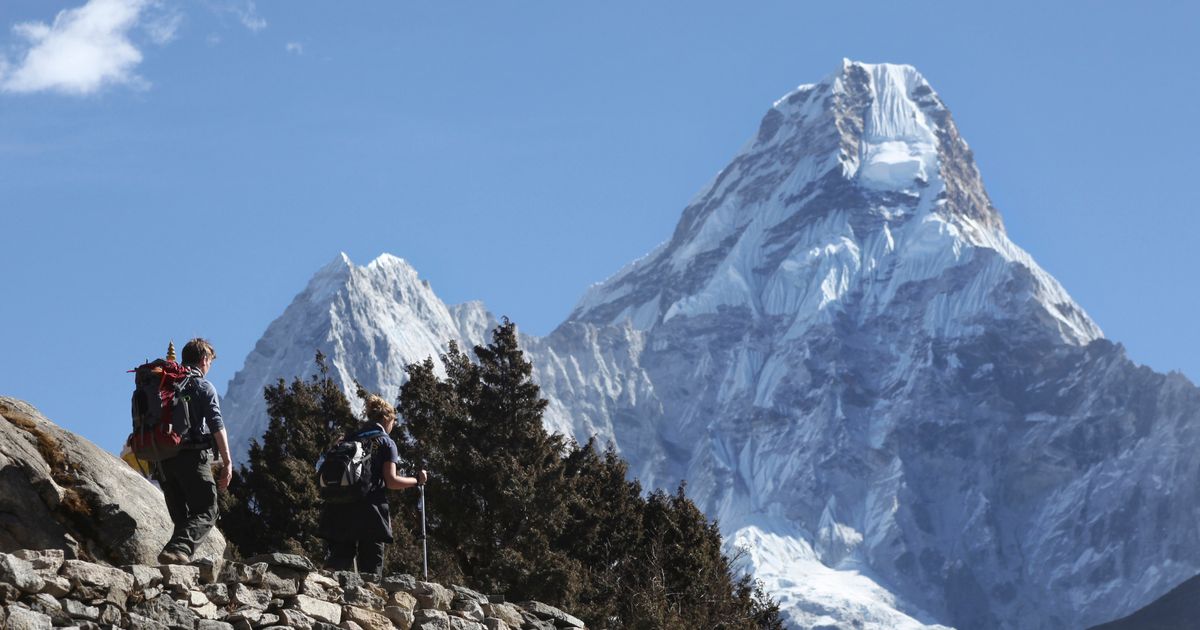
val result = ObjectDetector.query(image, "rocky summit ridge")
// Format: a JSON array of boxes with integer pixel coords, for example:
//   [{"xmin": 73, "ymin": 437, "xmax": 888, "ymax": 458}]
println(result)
[{"xmin": 220, "ymin": 61, "xmax": 1200, "ymax": 629}]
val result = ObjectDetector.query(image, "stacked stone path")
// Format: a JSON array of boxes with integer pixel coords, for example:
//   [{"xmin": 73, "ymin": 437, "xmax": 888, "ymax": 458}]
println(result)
[{"xmin": 0, "ymin": 549, "xmax": 586, "ymax": 630}]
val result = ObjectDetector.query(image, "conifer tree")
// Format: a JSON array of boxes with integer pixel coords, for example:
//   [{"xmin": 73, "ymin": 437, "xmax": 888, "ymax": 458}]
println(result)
[
  {"xmin": 558, "ymin": 441, "xmax": 646, "ymax": 625},
  {"xmin": 219, "ymin": 352, "xmax": 358, "ymax": 557},
  {"xmin": 397, "ymin": 320, "xmax": 580, "ymax": 602},
  {"xmin": 385, "ymin": 349, "xmax": 475, "ymax": 582}
]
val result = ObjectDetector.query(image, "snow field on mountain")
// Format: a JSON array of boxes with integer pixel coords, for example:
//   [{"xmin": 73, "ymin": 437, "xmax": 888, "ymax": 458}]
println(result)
[{"xmin": 731, "ymin": 524, "xmax": 951, "ymax": 630}]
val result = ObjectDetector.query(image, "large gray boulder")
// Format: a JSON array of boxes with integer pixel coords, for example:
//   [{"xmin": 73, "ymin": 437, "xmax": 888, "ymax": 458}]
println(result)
[{"xmin": 0, "ymin": 397, "xmax": 225, "ymax": 565}]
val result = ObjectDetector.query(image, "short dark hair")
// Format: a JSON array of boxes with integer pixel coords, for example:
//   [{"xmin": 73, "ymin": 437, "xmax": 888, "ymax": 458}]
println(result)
[{"xmin": 182, "ymin": 338, "xmax": 216, "ymax": 366}]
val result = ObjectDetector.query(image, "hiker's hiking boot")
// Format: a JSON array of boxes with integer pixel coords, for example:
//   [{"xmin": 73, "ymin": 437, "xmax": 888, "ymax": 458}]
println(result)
[{"xmin": 157, "ymin": 549, "xmax": 189, "ymax": 565}]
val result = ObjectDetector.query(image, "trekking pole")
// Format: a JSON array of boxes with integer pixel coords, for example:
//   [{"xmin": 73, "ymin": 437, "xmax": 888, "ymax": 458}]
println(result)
[{"xmin": 419, "ymin": 483, "xmax": 428, "ymax": 580}]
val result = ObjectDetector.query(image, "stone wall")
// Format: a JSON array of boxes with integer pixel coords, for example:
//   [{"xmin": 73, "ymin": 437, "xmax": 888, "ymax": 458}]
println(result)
[{"xmin": 0, "ymin": 550, "xmax": 587, "ymax": 630}]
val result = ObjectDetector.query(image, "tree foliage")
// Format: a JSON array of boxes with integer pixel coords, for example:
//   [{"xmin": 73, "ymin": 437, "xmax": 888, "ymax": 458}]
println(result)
[
  {"xmin": 396, "ymin": 319, "xmax": 783, "ymax": 629},
  {"xmin": 220, "ymin": 323, "xmax": 782, "ymax": 629}
]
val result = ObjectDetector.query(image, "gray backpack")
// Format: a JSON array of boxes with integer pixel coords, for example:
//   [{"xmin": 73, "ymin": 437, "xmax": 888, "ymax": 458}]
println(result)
[{"xmin": 317, "ymin": 428, "xmax": 384, "ymax": 503}]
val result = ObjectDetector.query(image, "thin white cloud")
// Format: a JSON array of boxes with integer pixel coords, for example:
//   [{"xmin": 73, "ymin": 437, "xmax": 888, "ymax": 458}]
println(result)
[
  {"xmin": 143, "ymin": 8, "xmax": 183, "ymax": 46},
  {"xmin": 200, "ymin": 0, "xmax": 266, "ymax": 33},
  {"xmin": 234, "ymin": 1, "xmax": 267, "ymax": 32},
  {"xmin": 285, "ymin": 42, "xmax": 302, "ymax": 55},
  {"xmin": 0, "ymin": 0, "xmax": 154, "ymax": 95}
]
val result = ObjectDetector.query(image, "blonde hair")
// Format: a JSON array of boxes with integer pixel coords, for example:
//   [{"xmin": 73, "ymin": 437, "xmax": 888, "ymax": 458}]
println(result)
[{"xmin": 364, "ymin": 394, "xmax": 396, "ymax": 425}]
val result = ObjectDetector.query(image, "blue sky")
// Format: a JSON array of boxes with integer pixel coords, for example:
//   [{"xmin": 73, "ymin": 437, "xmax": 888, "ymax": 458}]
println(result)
[{"xmin": 2, "ymin": 1, "xmax": 1198, "ymax": 453}]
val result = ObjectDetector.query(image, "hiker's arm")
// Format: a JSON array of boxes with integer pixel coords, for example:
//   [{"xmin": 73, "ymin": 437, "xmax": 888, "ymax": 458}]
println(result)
[
  {"xmin": 382, "ymin": 462, "xmax": 427, "ymax": 490},
  {"xmin": 212, "ymin": 429, "xmax": 233, "ymax": 491},
  {"xmin": 199, "ymin": 382, "xmax": 233, "ymax": 491}
]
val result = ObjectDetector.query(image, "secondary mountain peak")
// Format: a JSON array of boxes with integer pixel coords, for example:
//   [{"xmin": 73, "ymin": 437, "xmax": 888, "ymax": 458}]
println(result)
[{"xmin": 222, "ymin": 252, "xmax": 492, "ymax": 460}]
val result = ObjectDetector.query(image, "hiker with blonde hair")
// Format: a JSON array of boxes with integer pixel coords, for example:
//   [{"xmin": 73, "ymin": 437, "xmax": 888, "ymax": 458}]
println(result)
[{"xmin": 317, "ymin": 394, "xmax": 427, "ymax": 575}]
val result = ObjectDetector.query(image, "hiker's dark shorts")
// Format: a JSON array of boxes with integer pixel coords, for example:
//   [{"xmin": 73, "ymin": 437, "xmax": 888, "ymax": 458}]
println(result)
[{"xmin": 318, "ymin": 499, "xmax": 393, "ymax": 543}]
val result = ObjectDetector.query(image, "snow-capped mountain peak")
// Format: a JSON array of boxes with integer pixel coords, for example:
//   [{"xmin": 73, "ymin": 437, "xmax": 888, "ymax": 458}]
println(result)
[{"xmin": 568, "ymin": 60, "xmax": 1097, "ymax": 347}]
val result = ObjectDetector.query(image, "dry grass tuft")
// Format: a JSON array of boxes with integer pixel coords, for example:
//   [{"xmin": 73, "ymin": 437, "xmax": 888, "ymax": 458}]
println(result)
[
  {"xmin": 61, "ymin": 488, "xmax": 94, "ymax": 518},
  {"xmin": 2, "ymin": 407, "xmax": 73, "ymax": 486}
]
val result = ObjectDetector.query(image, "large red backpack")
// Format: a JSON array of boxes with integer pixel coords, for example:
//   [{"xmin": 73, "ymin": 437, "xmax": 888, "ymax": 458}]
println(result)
[{"xmin": 127, "ymin": 346, "xmax": 194, "ymax": 463}]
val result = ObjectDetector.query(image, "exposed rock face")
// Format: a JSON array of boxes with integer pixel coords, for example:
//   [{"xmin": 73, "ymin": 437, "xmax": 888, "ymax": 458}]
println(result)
[
  {"xmin": 0, "ymin": 549, "xmax": 586, "ymax": 630},
  {"xmin": 0, "ymin": 397, "xmax": 225, "ymax": 566}
]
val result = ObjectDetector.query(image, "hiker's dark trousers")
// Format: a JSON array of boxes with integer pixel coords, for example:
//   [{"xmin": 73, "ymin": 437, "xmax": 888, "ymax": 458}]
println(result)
[
  {"xmin": 326, "ymin": 540, "xmax": 386, "ymax": 576},
  {"xmin": 158, "ymin": 449, "xmax": 218, "ymax": 557}
]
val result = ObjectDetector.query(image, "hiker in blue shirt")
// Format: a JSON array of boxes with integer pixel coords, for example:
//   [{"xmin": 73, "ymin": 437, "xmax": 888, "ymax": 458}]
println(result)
[
  {"xmin": 157, "ymin": 338, "xmax": 234, "ymax": 564},
  {"xmin": 318, "ymin": 394, "xmax": 427, "ymax": 575}
]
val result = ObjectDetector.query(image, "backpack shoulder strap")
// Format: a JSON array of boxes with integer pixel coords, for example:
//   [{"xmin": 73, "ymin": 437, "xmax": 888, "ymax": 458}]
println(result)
[
  {"xmin": 355, "ymin": 429, "xmax": 386, "ymax": 458},
  {"xmin": 175, "ymin": 375, "xmax": 196, "ymax": 430}
]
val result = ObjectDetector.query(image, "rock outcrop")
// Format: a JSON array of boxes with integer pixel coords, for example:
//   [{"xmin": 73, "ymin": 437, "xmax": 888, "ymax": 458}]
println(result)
[
  {"xmin": 0, "ymin": 397, "xmax": 225, "ymax": 566},
  {"xmin": 0, "ymin": 549, "xmax": 587, "ymax": 629},
  {"xmin": 1087, "ymin": 573, "xmax": 1200, "ymax": 630}
]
